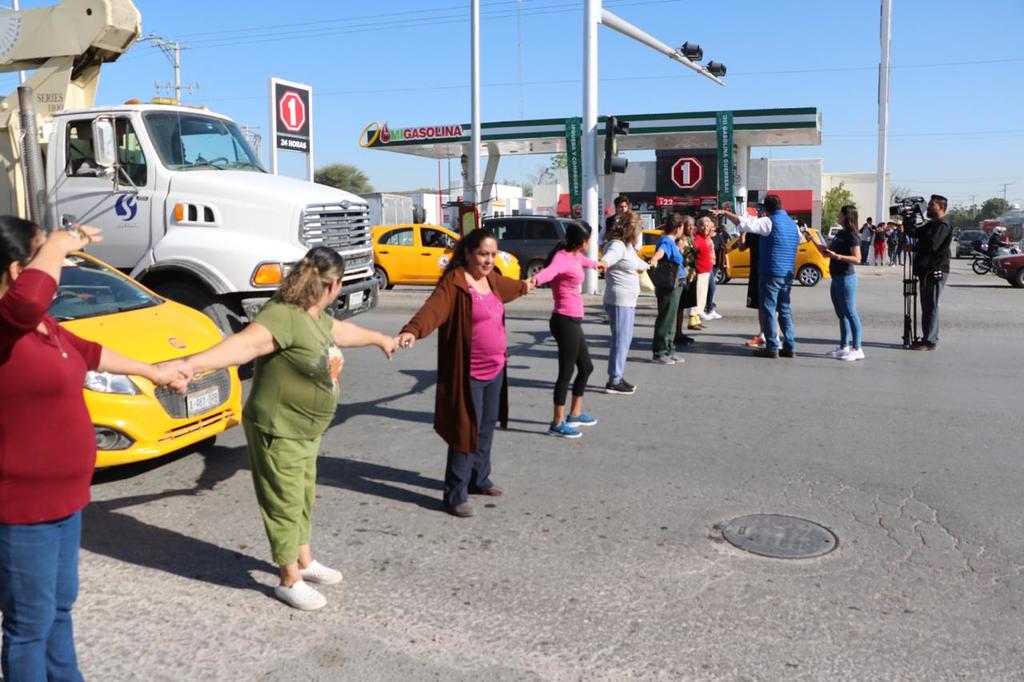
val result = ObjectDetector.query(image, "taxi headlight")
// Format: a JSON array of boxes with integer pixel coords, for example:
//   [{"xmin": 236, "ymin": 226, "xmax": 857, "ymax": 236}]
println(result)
[{"xmin": 84, "ymin": 371, "xmax": 140, "ymax": 395}]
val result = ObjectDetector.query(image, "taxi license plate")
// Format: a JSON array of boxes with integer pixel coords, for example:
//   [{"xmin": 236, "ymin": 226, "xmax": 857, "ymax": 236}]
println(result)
[
  {"xmin": 349, "ymin": 291, "xmax": 364, "ymax": 309},
  {"xmin": 186, "ymin": 386, "xmax": 220, "ymax": 417}
]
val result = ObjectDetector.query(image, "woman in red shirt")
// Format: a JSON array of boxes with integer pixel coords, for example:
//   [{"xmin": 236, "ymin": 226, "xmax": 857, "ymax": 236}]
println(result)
[
  {"xmin": 0, "ymin": 217, "xmax": 187, "ymax": 681},
  {"xmin": 686, "ymin": 217, "xmax": 716, "ymax": 331}
]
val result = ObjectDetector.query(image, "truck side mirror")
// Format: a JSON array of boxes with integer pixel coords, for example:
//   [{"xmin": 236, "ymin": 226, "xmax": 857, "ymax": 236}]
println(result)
[{"xmin": 91, "ymin": 118, "xmax": 117, "ymax": 169}]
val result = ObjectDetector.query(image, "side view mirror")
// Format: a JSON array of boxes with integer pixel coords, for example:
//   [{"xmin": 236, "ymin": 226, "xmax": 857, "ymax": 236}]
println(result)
[{"xmin": 91, "ymin": 118, "xmax": 117, "ymax": 168}]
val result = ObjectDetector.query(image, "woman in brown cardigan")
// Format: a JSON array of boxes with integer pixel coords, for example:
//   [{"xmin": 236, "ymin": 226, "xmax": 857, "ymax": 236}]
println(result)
[{"xmin": 397, "ymin": 228, "xmax": 534, "ymax": 518}]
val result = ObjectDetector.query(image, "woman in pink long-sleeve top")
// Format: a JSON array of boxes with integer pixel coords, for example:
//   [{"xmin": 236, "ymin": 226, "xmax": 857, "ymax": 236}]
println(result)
[{"xmin": 531, "ymin": 221, "xmax": 604, "ymax": 439}]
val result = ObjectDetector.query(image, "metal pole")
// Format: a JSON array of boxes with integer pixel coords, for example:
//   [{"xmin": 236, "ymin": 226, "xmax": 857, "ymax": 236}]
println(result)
[
  {"xmin": 875, "ymin": 0, "xmax": 893, "ymax": 225},
  {"xmin": 17, "ymin": 87, "xmax": 49, "ymax": 229},
  {"xmin": 582, "ymin": 0, "xmax": 600, "ymax": 294},
  {"xmin": 174, "ymin": 42, "xmax": 181, "ymax": 103},
  {"xmin": 470, "ymin": 0, "xmax": 482, "ymax": 214},
  {"xmin": 13, "ymin": 0, "xmax": 24, "ymax": 85}
]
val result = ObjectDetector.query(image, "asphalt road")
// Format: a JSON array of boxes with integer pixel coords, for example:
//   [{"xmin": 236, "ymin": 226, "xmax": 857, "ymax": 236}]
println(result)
[{"xmin": 74, "ymin": 260, "xmax": 1023, "ymax": 681}]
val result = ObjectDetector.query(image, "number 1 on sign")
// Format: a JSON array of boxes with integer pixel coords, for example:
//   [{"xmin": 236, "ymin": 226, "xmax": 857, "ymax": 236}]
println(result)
[
  {"xmin": 681, "ymin": 163, "xmax": 691, "ymax": 186},
  {"xmin": 285, "ymin": 97, "xmax": 297, "ymax": 128}
]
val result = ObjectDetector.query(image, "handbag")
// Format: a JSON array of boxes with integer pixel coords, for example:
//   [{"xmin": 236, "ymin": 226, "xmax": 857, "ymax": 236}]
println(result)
[
  {"xmin": 638, "ymin": 269, "xmax": 655, "ymax": 292},
  {"xmin": 650, "ymin": 257, "xmax": 679, "ymax": 290}
]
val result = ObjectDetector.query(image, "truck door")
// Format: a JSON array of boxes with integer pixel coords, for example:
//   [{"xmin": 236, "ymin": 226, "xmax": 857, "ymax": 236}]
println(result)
[{"xmin": 53, "ymin": 117, "xmax": 155, "ymax": 269}]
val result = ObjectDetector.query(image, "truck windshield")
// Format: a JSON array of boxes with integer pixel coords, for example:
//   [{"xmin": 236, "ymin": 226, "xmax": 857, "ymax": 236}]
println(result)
[
  {"xmin": 50, "ymin": 256, "xmax": 161, "ymax": 321},
  {"xmin": 143, "ymin": 111, "xmax": 264, "ymax": 172}
]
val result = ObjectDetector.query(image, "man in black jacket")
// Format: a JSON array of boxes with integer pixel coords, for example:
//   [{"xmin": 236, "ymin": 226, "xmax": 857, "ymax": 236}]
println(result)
[{"xmin": 911, "ymin": 194, "xmax": 952, "ymax": 350}]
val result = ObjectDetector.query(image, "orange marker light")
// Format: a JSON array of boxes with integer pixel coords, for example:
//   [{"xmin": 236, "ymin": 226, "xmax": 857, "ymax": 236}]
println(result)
[
  {"xmin": 251, "ymin": 263, "xmax": 283, "ymax": 286},
  {"xmin": 174, "ymin": 203, "xmax": 185, "ymax": 222}
]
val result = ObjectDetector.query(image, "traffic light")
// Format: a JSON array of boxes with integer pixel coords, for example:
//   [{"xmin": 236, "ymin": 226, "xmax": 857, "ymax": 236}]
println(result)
[{"xmin": 604, "ymin": 116, "xmax": 629, "ymax": 174}]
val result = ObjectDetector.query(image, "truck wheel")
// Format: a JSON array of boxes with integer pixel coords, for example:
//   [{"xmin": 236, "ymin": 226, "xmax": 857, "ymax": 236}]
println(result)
[
  {"xmin": 796, "ymin": 264, "xmax": 822, "ymax": 287},
  {"xmin": 373, "ymin": 266, "xmax": 392, "ymax": 290},
  {"xmin": 1014, "ymin": 270, "xmax": 1024, "ymax": 288},
  {"xmin": 155, "ymin": 282, "xmax": 244, "ymax": 336}
]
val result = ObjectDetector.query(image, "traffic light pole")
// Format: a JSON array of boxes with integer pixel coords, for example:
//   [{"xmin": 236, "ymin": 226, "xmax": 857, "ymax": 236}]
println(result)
[
  {"xmin": 582, "ymin": 0, "xmax": 600, "ymax": 293},
  {"xmin": 581, "ymin": 1, "xmax": 725, "ymax": 293}
]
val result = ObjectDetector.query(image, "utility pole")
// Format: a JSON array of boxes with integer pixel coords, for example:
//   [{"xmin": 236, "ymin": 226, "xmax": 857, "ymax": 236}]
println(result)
[
  {"xmin": 1001, "ymin": 182, "xmax": 1014, "ymax": 204},
  {"xmin": 147, "ymin": 35, "xmax": 199, "ymax": 103},
  {"xmin": 469, "ymin": 0, "xmax": 482, "ymax": 217},
  {"xmin": 11, "ymin": 0, "xmax": 24, "ymax": 84},
  {"xmin": 875, "ymin": 0, "xmax": 893, "ymax": 232}
]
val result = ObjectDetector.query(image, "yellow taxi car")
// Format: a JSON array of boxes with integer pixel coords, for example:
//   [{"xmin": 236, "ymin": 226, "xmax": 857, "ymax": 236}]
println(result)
[
  {"xmin": 53, "ymin": 252, "xmax": 242, "ymax": 468},
  {"xmin": 372, "ymin": 224, "xmax": 521, "ymax": 288},
  {"xmin": 723, "ymin": 228, "xmax": 831, "ymax": 287}
]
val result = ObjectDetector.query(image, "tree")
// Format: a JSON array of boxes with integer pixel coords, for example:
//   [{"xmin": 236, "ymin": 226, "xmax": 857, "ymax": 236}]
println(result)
[
  {"xmin": 549, "ymin": 153, "xmax": 567, "ymax": 170},
  {"xmin": 314, "ymin": 163, "xmax": 374, "ymax": 194},
  {"xmin": 980, "ymin": 197, "xmax": 1009, "ymax": 220},
  {"xmin": 945, "ymin": 204, "xmax": 980, "ymax": 229},
  {"xmin": 822, "ymin": 182, "xmax": 855, "ymax": 229},
  {"xmin": 890, "ymin": 185, "xmax": 912, "ymax": 203}
]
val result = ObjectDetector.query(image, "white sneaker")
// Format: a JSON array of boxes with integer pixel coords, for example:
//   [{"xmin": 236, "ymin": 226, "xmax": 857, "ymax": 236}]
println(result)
[
  {"xmin": 707, "ymin": 310, "xmax": 723, "ymax": 320},
  {"xmin": 839, "ymin": 348, "xmax": 865, "ymax": 362},
  {"xmin": 698, "ymin": 311, "xmax": 712, "ymax": 321},
  {"xmin": 300, "ymin": 560, "xmax": 343, "ymax": 585},
  {"xmin": 274, "ymin": 580, "xmax": 327, "ymax": 611},
  {"xmin": 829, "ymin": 345, "xmax": 851, "ymax": 358}
]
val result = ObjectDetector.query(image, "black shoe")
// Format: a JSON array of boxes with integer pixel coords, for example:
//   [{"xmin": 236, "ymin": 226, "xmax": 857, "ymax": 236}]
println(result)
[
  {"xmin": 753, "ymin": 349, "xmax": 779, "ymax": 359},
  {"xmin": 780, "ymin": 349, "xmax": 797, "ymax": 358},
  {"xmin": 605, "ymin": 379, "xmax": 636, "ymax": 395},
  {"xmin": 910, "ymin": 342, "xmax": 936, "ymax": 351},
  {"xmin": 674, "ymin": 334, "xmax": 695, "ymax": 345},
  {"xmin": 443, "ymin": 503, "xmax": 474, "ymax": 518}
]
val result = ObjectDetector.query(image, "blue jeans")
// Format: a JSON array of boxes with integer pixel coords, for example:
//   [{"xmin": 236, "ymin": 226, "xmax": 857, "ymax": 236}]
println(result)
[
  {"xmin": 705, "ymin": 269, "xmax": 719, "ymax": 313},
  {"xmin": 920, "ymin": 272, "xmax": 945, "ymax": 346},
  {"xmin": 0, "ymin": 512, "xmax": 83, "ymax": 682},
  {"xmin": 758, "ymin": 275, "xmax": 796, "ymax": 353},
  {"xmin": 604, "ymin": 304, "xmax": 636, "ymax": 383},
  {"xmin": 445, "ymin": 372, "xmax": 503, "ymax": 507},
  {"xmin": 829, "ymin": 274, "xmax": 862, "ymax": 349}
]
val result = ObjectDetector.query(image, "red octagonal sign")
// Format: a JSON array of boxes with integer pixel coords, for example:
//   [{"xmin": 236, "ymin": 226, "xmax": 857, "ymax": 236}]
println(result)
[
  {"xmin": 671, "ymin": 157, "xmax": 704, "ymax": 190},
  {"xmin": 278, "ymin": 90, "xmax": 307, "ymax": 133}
]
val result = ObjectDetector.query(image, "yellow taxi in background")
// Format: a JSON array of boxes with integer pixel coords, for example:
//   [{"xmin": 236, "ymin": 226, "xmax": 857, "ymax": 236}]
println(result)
[
  {"xmin": 638, "ymin": 229, "xmax": 665, "ymax": 261},
  {"xmin": 372, "ymin": 224, "xmax": 521, "ymax": 288},
  {"xmin": 54, "ymin": 253, "xmax": 242, "ymax": 468},
  {"xmin": 723, "ymin": 228, "xmax": 831, "ymax": 287}
]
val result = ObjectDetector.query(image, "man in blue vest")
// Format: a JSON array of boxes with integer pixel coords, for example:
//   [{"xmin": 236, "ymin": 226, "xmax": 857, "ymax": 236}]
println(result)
[{"xmin": 715, "ymin": 194, "xmax": 800, "ymax": 358}]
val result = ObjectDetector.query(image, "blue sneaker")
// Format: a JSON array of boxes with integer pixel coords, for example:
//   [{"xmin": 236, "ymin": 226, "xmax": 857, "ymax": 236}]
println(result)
[
  {"xmin": 566, "ymin": 413, "xmax": 597, "ymax": 427},
  {"xmin": 547, "ymin": 422, "xmax": 582, "ymax": 439}
]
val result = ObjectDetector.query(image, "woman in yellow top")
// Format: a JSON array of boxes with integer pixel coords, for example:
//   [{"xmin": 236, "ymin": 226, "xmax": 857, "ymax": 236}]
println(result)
[{"xmin": 180, "ymin": 247, "xmax": 397, "ymax": 611}]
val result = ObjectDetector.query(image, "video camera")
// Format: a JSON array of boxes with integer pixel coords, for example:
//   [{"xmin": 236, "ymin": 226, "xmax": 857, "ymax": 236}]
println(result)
[{"xmin": 890, "ymin": 196, "xmax": 927, "ymax": 230}]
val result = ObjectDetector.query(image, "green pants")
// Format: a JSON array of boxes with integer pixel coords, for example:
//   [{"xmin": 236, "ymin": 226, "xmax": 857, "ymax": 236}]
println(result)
[
  {"xmin": 243, "ymin": 420, "xmax": 320, "ymax": 566},
  {"xmin": 652, "ymin": 285, "xmax": 682, "ymax": 358}
]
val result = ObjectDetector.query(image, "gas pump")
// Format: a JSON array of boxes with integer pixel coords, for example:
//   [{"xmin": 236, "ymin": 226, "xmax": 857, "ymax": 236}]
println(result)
[{"xmin": 456, "ymin": 201, "xmax": 479, "ymax": 235}]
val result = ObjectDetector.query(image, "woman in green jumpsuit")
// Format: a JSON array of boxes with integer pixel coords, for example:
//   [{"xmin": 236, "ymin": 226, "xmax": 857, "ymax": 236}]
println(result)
[{"xmin": 182, "ymin": 247, "xmax": 397, "ymax": 610}]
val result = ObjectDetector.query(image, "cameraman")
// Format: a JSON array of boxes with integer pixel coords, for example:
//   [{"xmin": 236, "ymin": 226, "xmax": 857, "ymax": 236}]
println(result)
[{"xmin": 911, "ymin": 194, "xmax": 952, "ymax": 351}]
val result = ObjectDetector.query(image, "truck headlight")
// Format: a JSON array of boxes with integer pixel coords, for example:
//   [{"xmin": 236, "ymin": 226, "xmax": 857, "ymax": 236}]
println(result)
[{"xmin": 84, "ymin": 371, "xmax": 139, "ymax": 395}]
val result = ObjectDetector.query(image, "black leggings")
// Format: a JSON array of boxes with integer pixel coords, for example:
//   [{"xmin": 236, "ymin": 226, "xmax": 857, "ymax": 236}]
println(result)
[{"xmin": 549, "ymin": 313, "xmax": 594, "ymax": 406}]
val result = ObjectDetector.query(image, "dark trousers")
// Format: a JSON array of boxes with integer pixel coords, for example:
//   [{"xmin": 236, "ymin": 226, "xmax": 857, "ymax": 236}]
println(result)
[
  {"xmin": 549, "ymin": 313, "xmax": 593, "ymax": 406},
  {"xmin": 920, "ymin": 272, "xmax": 945, "ymax": 346},
  {"xmin": 653, "ymin": 285, "xmax": 682, "ymax": 358},
  {"xmin": 444, "ymin": 372, "xmax": 503, "ymax": 507},
  {"xmin": 860, "ymin": 240, "xmax": 871, "ymax": 264},
  {"xmin": 0, "ymin": 512, "xmax": 83, "ymax": 682}
]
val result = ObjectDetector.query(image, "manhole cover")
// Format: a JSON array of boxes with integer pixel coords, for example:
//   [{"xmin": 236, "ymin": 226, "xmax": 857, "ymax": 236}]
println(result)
[{"xmin": 720, "ymin": 514, "xmax": 837, "ymax": 559}]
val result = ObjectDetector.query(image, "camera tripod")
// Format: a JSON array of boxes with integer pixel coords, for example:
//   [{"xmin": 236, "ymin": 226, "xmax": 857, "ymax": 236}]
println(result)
[{"xmin": 902, "ymin": 248, "xmax": 922, "ymax": 348}]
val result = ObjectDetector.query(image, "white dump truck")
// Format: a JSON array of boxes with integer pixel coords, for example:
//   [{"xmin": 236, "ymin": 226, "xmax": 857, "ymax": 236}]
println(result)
[{"xmin": 0, "ymin": 0, "xmax": 377, "ymax": 332}]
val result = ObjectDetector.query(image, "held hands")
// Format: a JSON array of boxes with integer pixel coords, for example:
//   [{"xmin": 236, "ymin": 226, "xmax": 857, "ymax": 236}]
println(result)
[
  {"xmin": 396, "ymin": 332, "xmax": 416, "ymax": 350},
  {"xmin": 378, "ymin": 334, "xmax": 398, "ymax": 360},
  {"xmin": 151, "ymin": 359, "xmax": 193, "ymax": 395},
  {"xmin": 596, "ymin": 261, "xmax": 608, "ymax": 274},
  {"xmin": 50, "ymin": 225, "xmax": 103, "ymax": 253},
  {"xmin": 526, "ymin": 277, "xmax": 538, "ymax": 291}
]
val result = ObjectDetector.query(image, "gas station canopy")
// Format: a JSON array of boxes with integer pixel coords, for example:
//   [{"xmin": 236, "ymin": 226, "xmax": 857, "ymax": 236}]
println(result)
[{"xmin": 360, "ymin": 107, "xmax": 821, "ymax": 158}]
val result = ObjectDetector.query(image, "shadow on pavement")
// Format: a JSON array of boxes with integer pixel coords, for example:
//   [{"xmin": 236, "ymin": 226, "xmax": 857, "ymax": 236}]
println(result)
[
  {"xmin": 317, "ymin": 456, "xmax": 442, "ymax": 510},
  {"xmin": 83, "ymin": 445, "xmax": 275, "ymax": 594},
  {"xmin": 330, "ymin": 368, "xmax": 437, "ymax": 427}
]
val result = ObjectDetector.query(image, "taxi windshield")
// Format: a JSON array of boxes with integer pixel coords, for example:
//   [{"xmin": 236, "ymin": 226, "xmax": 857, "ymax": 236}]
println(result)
[{"xmin": 50, "ymin": 256, "xmax": 162, "ymax": 321}]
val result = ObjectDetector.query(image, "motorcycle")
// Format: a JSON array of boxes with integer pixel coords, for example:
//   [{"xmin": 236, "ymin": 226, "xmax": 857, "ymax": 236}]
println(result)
[{"xmin": 972, "ymin": 240, "xmax": 1021, "ymax": 275}]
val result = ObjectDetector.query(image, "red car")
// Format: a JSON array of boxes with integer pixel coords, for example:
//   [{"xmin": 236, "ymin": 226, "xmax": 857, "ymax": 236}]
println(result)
[{"xmin": 993, "ymin": 253, "xmax": 1024, "ymax": 288}]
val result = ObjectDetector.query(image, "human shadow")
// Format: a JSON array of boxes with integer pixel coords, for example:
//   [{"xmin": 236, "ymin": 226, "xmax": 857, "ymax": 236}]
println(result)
[
  {"xmin": 316, "ymin": 456, "xmax": 442, "ymax": 510},
  {"xmin": 83, "ymin": 444, "xmax": 275, "ymax": 594},
  {"xmin": 330, "ymin": 368, "xmax": 437, "ymax": 427}
]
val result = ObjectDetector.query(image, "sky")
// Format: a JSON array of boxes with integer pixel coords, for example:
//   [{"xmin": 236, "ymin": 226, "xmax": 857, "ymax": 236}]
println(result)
[{"xmin": 5, "ymin": 0, "xmax": 1023, "ymax": 207}]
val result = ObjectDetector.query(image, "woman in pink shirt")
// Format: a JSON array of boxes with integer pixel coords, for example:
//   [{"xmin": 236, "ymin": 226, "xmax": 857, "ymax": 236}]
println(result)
[{"xmin": 531, "ymin": 222, "xmax": 604, "ymax": 439}]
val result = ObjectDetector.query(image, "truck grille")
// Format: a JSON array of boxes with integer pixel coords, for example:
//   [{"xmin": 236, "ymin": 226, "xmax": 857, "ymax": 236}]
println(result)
[
  {"xmin": 154, "ymin": 369, "xmax": 232, "ymax": 420},
  {"xmin": 301, "ymin": 203, "xmax": 372, "ymax": 252}
]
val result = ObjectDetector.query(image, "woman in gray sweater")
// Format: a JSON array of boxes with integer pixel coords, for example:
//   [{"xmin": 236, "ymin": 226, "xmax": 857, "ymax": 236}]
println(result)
[{"xmin": 598, "ymin": 212, "xmax": 649, "ymax": 395}]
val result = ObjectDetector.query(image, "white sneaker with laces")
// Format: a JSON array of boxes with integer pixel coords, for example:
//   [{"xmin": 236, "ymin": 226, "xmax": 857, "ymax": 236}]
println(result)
[
  {"xmin": 274, "ymin": 580, "xmax": 327, "ymax": 611},
  {"xmin": 829, "ymin": 345, "xmax": 851, "ymax": 358},
  {"xmin": 707, "ymin": 310, "xmax": 723, "ymax": 320},
  {"xmin": 300, "ymin": 560, "xmax": 343, "ymax": 585},
  {"xmin": 839, "ymin": 348, "xmax": 865, "ymax": 361},
  {"xmin": 698, "ymin": 311, "xmax": 712, "ymax": 321}
]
